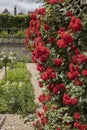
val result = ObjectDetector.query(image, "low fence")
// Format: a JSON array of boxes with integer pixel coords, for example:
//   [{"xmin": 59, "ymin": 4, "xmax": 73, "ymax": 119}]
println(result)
[
  {"xmin": 0, "ymin": 43, "xmax": 27, "ymax": 57},
  {"xmin": 0, "ymin": 28, "xmax": 29, "ymax": 59},
  {"xmin": 0, "ymin": 38, "xmax": 24, "ymax": 46}
]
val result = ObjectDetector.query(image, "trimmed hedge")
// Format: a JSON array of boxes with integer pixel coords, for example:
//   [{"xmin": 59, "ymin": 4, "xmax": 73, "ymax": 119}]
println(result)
[{"xmin": 0, "ymin": 14, "xmax": 31, "ymax": 29}]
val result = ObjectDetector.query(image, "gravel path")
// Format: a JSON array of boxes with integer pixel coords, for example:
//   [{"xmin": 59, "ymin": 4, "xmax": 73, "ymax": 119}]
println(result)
[
  {"xmin": 0, "ymin": 67, "xmax": 5, "ymax": 80},
  {"xmin": 0, "ymin": 63, "xmax": 42, "ymax": 130},
  {"xmin": 1, "ymin": 114, "xmax": 33, "ymax": 130},
  {"xmin": 26, "ymin": 63, "xmax": 42, "ymax": 111},
  {"xmin": 0, "ymin": 67, "xmax": 9, "ymax": 80}
]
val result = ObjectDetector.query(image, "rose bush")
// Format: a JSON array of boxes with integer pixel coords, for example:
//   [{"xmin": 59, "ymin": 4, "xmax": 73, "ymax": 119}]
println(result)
[{"xmin": 25, "ymin": 0, "xmax": 87, "ymax": 129}]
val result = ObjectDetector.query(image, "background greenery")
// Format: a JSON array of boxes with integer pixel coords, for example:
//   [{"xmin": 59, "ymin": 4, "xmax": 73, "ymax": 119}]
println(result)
[
  {"xmin": 0, "ymin": 30, "xmax": 25, "ymax": 38},
  {"xmin": 0, "ymin": 14, "xmax": 30, "ymax": 29}
]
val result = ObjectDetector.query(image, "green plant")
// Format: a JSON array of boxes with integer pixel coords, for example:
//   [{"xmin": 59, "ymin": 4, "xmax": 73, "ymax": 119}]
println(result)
[
  {"xmin": 25, "ymin": 0, "xmax": 87, "ymax": 129},
  {"xmin": 16, "ymin": 30, "xmax": 25, "ymax": 38},
  {"xmin": 6, "ymin": 65, "xmax": 31, "ymax": 82},
  {"xmin": 0, "ymin": 81, "xmax": 35, "ymax": 114},
  {"xmin": 0, "ymin": 30, "xmax": 9, "ymax": 37},
  {"xmin": 0, "ymin": 51, "xmax": 16, "ymax": 81},
  {"xmin": 0, "ymin": 30, "xmax": 26, "ymax": 38},
  {"xmin": 13, "ymin": 62, "xmax": 26, "ymax": 68}
]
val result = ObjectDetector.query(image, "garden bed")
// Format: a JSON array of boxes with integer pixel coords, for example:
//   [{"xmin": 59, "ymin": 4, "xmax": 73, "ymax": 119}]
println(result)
[{"xmin": 0, "ymin": 62, "xmax": 36, "ymax": 115}]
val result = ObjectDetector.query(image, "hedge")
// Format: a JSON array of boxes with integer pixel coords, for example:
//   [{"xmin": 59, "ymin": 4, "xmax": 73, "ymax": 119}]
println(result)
[{"xmin": 0, "ymin": 14, "xmax": 31, "ymax": 29}]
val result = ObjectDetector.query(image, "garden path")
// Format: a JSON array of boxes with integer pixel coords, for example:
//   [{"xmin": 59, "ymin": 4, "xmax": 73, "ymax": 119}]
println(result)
[
  {"xmin": 26, "ymin": 63, "xmax": 42, "ymax": 111},
  {"xmin": 0, "ymin": 67, "xmax": 9, "ymax": 80},
  {"xmin": 0, "ymin": 63, "xmax": 42, "ymax": 130},
  {"xmin": 0, "ymin": 67, "xmax": 6, "ymax": 80},
  {"xmin": 1, "ymin": 114, "xmax": 34, "ymax": 130}
]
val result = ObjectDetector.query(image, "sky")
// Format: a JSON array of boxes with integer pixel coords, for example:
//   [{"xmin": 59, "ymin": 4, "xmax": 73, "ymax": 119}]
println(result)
[{"xmin": 0, "ymin": 0, "xmax": 43, "ymax": 14}]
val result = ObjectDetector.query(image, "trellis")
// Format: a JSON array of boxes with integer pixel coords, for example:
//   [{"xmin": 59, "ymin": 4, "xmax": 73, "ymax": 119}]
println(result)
[{"xmin": 66, "ymin": 0, "xmax": 87, "ymax": 17}]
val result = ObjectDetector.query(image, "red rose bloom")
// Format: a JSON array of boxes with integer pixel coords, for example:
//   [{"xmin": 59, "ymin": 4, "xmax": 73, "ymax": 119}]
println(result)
[
  {"xmin": 74, "ymin": 79, "xmax": 83, "ymax": 86},
  {"xmin": 57, "ymin": 32, "xmax": 74, "ymax": 48},
  {"xmin": 41, "ymin": 67, "xmax": 56, "ymax": 81},
  {"xmin": 71, "ymin": 98, "xmax": 78, "ymax": 105},
  {"xmin": 37, "ymin": 64, "xmax": 45, "ymax": 72},
  {"xmin": 43, "ymin": 105, "xmax": 48, "ymax": 113},
  {"xmin": 44, "ymin": 24, "xmax": 50, "ymax": 31},
  {"xmin": 66, "ymin": 11, "xmax": 73, "ymax": 17},
  {"xmin": 61, "ymin": 32, "xmax": 74, "ymax": 44},
  {"xmin": 56, "ymin": 127, "xmax": 61, "ymax": 130},
  {"xmin": 57, "ymin": 39, "xmax": 67, "ymax": 48},
  {"xmin": 49, "ymin": 0, "xmax": 58, "ymax": 4},
  {"xmin": 58, "ymin": 27, "xmax": 65, "ymax": 35},
  {"xmin": 38, "ymin": 94, "xmax": 46, "ymax": 103},
  {"xmin": 48, "ymin": 83, "xmax": 54, "ymax": 90},
  {"xmin": 24, "ymin": 38, "xmax": 28, "ymax": 45},
  {"xmin": 36, "ymin": 8, "xmax": 46, "ymax": 15},
  {"xmin": 82, "ymin": 69, "xmax": 87, "ymax": 77},
  {"xmin": 37, "ymin": 111, "xmax": 44, "ymax": 118},
  {"xmin": 63, "ymin": 93, "xmax": 71, "ymax": 105},
  {"xmin": 78, "ymin": 54, "xmax": 87, "ymax": 63},
  {"xmin": 53, "ymin": 86, "xmax": 60, "ymax": 95},
  {"xmin": 49, "ymin": 36, "xmax": 55, "ymax": 43},
  {"xmin": 74, "ymin": 112, "xmax": 81, "ymax": 120},
  {"xmin": 69, "ymin": 16, "xmax": 82, "ymax": 32},
  {"xmin": 63, "ymin": 94, "xmax": 78, "ymax": 105},
  {"xmin": 53, "ymin": 58, "xmax": 63, "ymax": 66},
  {"xmin": 71, "ymin": 45, "xmax": 78, "ymax": 51},
  {"xmin": 45, "ymin": 94, "xmax": 51, "ymax": 101},
  {"xmin": 41, "ymin": 117, "xmax": 48, "ymax": 126},
  {"xmin": 74, "ymin": 122, "xmax": 80, "ymax": 129},
  {"xmin": 80, "ymin": 124, "xmax": 87, "ymax": 130},
  {"xmin": 33, "ymin": 43, "xmax": 50, "ymax": 62},
  {"xmin": 53, "ymin": 84, "xmax": 66, "ymax": 95},
  {"xmin": 67, "ymin": 71, "xmax": 79, "ymax": 80},
  {"xmin": 38, "ymin": 94, "xmax": 51, "ymax": 103},
  {"xmin": 38, "ymin": 81, "xmax": 43, "ymax": 88},
  {"xmin": 35, "ymin": 37, "xmax": 42, "ymax": 44}
]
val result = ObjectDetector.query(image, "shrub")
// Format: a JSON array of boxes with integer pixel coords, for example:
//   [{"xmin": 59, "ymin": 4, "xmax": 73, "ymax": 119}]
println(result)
[
  {"xmin": 6, "ymin": 63, "xmax": 31, "ymax": 82},
  {"xmin": 0, "ymin": 30, "xmax": 9, "ymax": 37},
  {"xmin": 16, "ymin": 30, "xmax": 25, "ymax": 38},
  {"xmin": 13, "ymin": 62, "xmax": 26, "ymax": 68},
  {"xmin": 7, "ymin": 68, "xmax": 28, "ymax": 81},
  {"xmin": 25, "ymin": 0, "xmax": 87, "ymax": 130},
  {"xmin": 0, "ymin": 30, "xmax": 26, "ymax": 38},
  {"xmin": 0, "ymin": 14, "xmax": 30, "ymax": 28}
]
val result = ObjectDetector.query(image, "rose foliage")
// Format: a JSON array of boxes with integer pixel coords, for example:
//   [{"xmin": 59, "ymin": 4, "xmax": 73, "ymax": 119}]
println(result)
[{"xmin": 25, "ymin": 0, "xmax": 87, "ymax": 130}]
